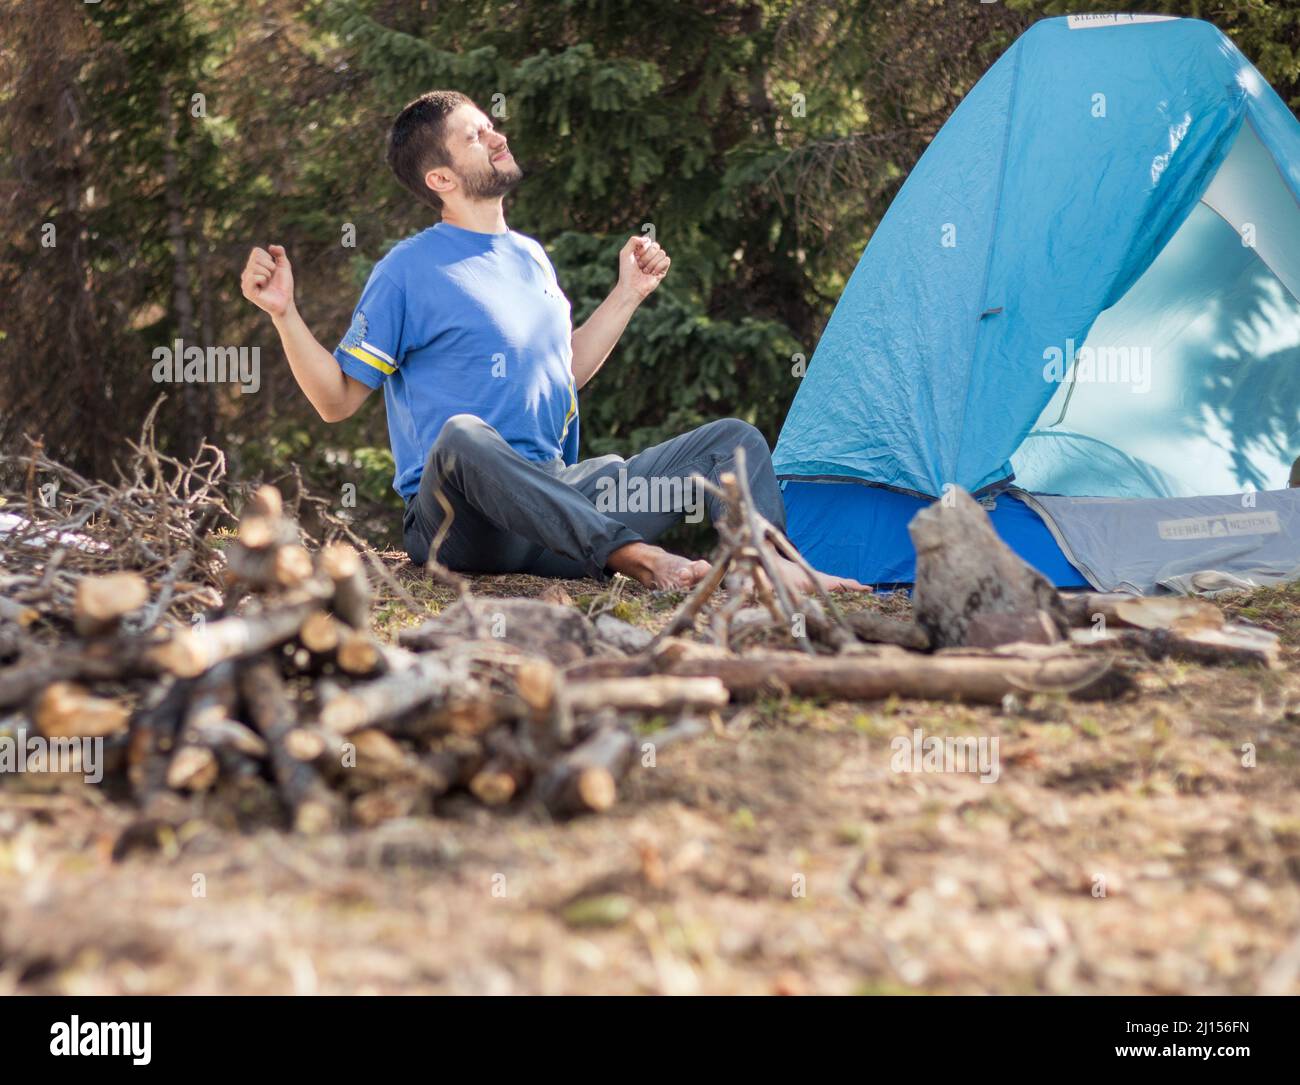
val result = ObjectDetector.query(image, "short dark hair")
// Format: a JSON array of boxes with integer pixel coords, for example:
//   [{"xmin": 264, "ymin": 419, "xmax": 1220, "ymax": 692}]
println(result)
[{"xmin": 386, "ymin": 91, "xmax": 472, "ymax": 209}]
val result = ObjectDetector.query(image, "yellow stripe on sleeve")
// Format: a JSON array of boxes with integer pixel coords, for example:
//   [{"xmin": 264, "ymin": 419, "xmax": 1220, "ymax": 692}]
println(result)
[
  {"xmin": 560, "ymin": 377, "xmax": 578, "ymax": 440},
  {"xmin": 344, "ymin": 345, "xmax": 396, "ymax": 375}
]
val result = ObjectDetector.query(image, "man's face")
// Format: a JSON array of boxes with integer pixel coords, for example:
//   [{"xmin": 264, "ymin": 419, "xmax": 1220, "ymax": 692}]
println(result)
[{"xmin": 441, "ymin": 103, "xmax": 522, "ymax": 200}]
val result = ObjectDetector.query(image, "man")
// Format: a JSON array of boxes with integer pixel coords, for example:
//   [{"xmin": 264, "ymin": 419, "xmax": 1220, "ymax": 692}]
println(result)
[{"xmin": 241, "ymin": 90, "xmax": 862, "ymax": 592}]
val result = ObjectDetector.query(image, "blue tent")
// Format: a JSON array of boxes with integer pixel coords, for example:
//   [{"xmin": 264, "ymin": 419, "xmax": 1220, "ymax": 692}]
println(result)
[{"xmin": 774, "ymin": 15, "xmax": 1300, "ymax": 590}]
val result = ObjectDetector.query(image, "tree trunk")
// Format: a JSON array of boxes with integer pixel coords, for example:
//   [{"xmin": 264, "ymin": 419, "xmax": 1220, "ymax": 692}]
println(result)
[{"xmin": 161, "ymin": 83, "xmax": 208, "ymax": 446}]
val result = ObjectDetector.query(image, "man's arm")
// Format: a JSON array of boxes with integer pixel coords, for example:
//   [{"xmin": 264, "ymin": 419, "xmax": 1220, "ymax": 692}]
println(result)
[
  {"xmin": 570, "ymin": 235, "xmax": 670, "ymax": 389},
  {"xmin": 241, "ymin": 245, "xmax": 373, "ymax": 422}
]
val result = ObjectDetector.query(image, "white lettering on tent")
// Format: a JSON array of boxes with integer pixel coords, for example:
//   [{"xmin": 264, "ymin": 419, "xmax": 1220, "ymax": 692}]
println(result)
[
  {"xmin": 1066, "ymin": 14, "xmax": 1179, "ymax": 30},
  {"xmin": 1157, "ymin": 511, "xmax": 1280, "ymax": 541}
]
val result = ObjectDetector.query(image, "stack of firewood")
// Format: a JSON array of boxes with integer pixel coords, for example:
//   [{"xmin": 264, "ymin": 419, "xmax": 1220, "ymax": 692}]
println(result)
[
  {"xmin": 0, "ymin": 482, "xmax": 742, "ymax": 828},
  {"xmin": 0, "ymin": 437, "xmax": 1280, "ymax": 833}
]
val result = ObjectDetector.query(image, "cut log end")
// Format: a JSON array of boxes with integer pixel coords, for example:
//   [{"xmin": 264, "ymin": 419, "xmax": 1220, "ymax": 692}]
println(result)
[
  {"xmin": 299, "ymin": 611, "xmax": 341, "ymax": 654},
  {"xmin": 74, "ymin": 572, "xmax": 149, "ymax": 636},
  {"xmin": 149, "ymin": 631, "xmax": 210, "ymax": 679},
  {"xmin": 273, "ymin": 545, "xmax": 314, "ymax": 588},
  {"xmin": 248, "ymin": 484, "xmax": 284, "ymax": 520},
  {"xmin": 469, "ymin": 770, "xmax": 519, "ymax": 806},
  {"xmin": 319, "ymin": 693, "xmax": 367, "ymax": 735},
  {"xmin": 237, "ymin": 514, "xmax": 280, "ymax": 550},
  {"xmin": 293, "ymin": 799, "xmax": 336, "ymax": 835},
  {"xmin": 284, "ymin": 727, "xmax": 326, "ymax": 762},
  {"xmin": 319, "ymin": 542, "xmax": 363, "ymax": 581},
  {"xmin": 36, "ymin": 681, "xmax": 130, "ymax": 738},
  {"xmin": 336, "ymin": 630, "xmax": 382, "ymax": 675},
  {"xmin": 166, "ymin": 745, "xmax": 219, "ymax": 791},
  {"xmin": 514, "ymin": 659, "xmax": 556, "ymax": 715},
  {"xmin": 576, "ymin": 767, "xmax": 617, "ymax": 812}
]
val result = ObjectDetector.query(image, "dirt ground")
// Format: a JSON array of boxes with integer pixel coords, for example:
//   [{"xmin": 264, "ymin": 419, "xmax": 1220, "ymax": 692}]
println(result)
[{"xmin": 3, "ymin": 563, "xmax": 1300, "ymax": 995}]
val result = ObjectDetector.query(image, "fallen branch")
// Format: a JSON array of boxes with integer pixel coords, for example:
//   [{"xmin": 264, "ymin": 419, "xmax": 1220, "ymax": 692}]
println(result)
[
  {"xmin": 560, "ymin": 675, "xmax": 729, "ymax": 715},
  {"xmin": 1074, "ymin": 624, "xmax": 1279, "ymax": 669},
  {"xmin": 641, "ymin": 640, "xmax": 1131, "ymax": 703}
]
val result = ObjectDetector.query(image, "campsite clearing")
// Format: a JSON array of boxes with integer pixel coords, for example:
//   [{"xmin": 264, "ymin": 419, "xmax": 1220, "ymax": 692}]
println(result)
[{"xmin": 2, "ymin": 566, "xmax": 1298, "ymax": 996}]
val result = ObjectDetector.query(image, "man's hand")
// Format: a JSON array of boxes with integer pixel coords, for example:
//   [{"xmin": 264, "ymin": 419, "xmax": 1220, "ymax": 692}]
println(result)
[
  {"xmin": 239, "ymin": 243, "xmax": 371, "ymax": 422},
  {"xmin": 571, "ymin": 235, "xmax": 670, "ymax": 387},
  {"xmin": 241, "ymin": 244, "xmax": 295, "ymax": 319},
  {"xmin": 617, "ymin": 235, "xmax": 670, "ymax": 300}
]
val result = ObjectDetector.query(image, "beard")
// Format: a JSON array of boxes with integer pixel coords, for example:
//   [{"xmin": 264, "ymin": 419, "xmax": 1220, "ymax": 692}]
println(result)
[{"xmin": 460, "ymin": 156, "xmax": 524, "ymax": 200}]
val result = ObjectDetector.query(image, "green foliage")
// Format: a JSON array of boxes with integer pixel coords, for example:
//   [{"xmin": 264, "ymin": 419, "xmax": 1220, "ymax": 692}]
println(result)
[{"xmin": 3, "ymin": 0, "xmax": 1299, "ymax": 552}]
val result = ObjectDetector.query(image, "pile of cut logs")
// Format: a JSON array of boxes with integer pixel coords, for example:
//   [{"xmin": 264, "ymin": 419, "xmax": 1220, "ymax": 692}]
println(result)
[
  {"xmin": 0, "ymin": 483, "xmax": 735, "ymax": 828},
  {"xmin": 0, "ymin": 449, "xmax": 1280, "ymax": 832}
]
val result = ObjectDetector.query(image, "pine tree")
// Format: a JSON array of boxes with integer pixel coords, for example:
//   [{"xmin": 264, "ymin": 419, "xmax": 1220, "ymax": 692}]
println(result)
[{"xmin": 4, "ymin": 0, "xmax": 1298, "ymax": 546}]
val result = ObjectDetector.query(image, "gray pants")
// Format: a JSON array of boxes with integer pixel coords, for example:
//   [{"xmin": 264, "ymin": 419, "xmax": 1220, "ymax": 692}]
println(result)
[{"xmin": 402, "ymin": 414, "xmax": 786, "ymax": 579}]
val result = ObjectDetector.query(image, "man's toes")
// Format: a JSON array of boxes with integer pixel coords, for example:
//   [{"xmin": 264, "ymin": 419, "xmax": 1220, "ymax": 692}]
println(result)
[
  {"xmin": 679, "ymin": 560, "xmax": 711, "ymax": 587},
  {"xmin": 828, "ymin": 576, "xmax": 868, "ymax": 593}
]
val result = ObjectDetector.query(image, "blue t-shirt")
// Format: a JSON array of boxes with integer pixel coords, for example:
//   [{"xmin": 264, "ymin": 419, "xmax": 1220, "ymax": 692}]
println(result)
[{"xmin": 333, "ymin": 222, "xmax": 579, "ymax": 499}]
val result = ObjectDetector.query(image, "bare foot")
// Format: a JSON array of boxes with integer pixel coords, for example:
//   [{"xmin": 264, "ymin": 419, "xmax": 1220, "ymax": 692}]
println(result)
[
  {"xmin": 608, "ymin": 542, "xmax": 711, "ymax": 590},
  {"xmin": 772, "ymin": 556, "xmax": 869, "ymax": 594}
]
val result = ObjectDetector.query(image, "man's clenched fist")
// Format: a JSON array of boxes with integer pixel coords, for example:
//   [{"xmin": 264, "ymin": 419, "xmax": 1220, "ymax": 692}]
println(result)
[
  {"xmin": 241, "ymin": 244, "xmax": 295, "ymax": 318},
  {"xmin": 618, "ymin": 235, "xmax": 670, "ymax": 301}
]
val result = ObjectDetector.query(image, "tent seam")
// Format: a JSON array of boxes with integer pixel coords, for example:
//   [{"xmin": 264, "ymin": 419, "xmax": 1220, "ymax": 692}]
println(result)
[
  {"xmin": 1009, "ymin": 489, "xmax": 1106, "ymax": 591},
  {"xmin": 1198, "ymin": 115, "xmax": 1300, "ymax": 306},
  {"xmin": 776, "ymin": 473, "xmax": 1013, "ymax": 501}
]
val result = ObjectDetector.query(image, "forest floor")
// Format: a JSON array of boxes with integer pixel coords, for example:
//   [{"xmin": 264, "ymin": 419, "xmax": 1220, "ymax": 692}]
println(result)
[{"xmin": 3, "ymin": 561, "xmax": 1300, "ymax": 995}]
